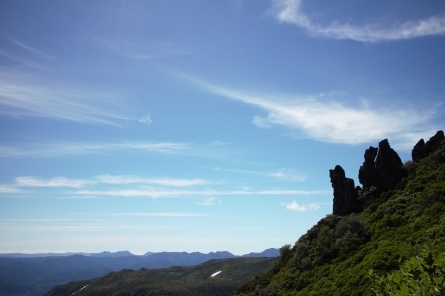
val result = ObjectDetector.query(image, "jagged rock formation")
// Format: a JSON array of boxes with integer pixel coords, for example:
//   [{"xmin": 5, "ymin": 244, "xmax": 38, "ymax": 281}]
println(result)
[
  {"xmin": 358, "ymin": 146, "xmax": 378, "ymax": 189},
  {"xmin": 331, "ymin": 139, "xmax": 405, "ymax": 216},
  {"xmin": 412, "ymin": 130, "xmax": 444, "ymax": 162},
  {"xmin": 358, "ymin": 139, "xmax": 405, "ymax": 192},
  {"xmin": 330, "ymin": 131, "xmax": 444, "ymax": 216},
  {"xmin": 329, "ymin": 165, "xmax": 359, "ymax": 216},
  {"xmin": 374, "ymin": 139, "xmax": 406, "ymax": 191}
]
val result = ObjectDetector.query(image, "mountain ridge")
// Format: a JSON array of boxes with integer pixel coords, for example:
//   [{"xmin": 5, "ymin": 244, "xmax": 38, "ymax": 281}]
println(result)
[
  {"xmin": 0, "ymin": 249, "xmax": 278, "ymax": 259},
  {"xmin": 44, "ymin": 257, "xmax": 279, "ymax": 296},
  {"xmin": 0, "ymin": 248, "xmax": 279, "ymax": 296}
]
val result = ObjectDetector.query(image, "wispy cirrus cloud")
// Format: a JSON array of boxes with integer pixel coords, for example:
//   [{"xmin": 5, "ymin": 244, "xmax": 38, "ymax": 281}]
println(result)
[
  {"xmin": 97, "ymin": 37, "xmax": 190, "ymax": 59},
  {"xmin": 0, "ymin": 40, "xmax": 57, "ymax": 68},
  {"xmin": 271, "ymin": 168, "xmax": 307, "ymax": 182},
  {"xmin": 281, "ymin": 200, "xmax": 320, "ymax": 212},
  {"xmin": 228, "ymin": 189, "xmax": 328, "ymax": 195},
  {"xmin": 76, "ymin": 189, "xmax": 206, "ymax": 199},
  {"xmin": 0, "ymin": 72, "xmax": 130, "ymax": 126},
  {"xmin": 0, "ymin": 41, "xmax": 138, "ymax": 126},
  {"xmin": 270, "ymin": 0, "xmax": 445, "ymax": 42},
  {"xmin": 197, "ymin": 197, "xmax": 222, "ymax": 206},
  {"xmin": 0, "ymin": 224, "xmax": 190, "ymax": 232},
  {"xmin": 187, "ymin": 77, "xmax": 440, "ymax": 150},
  {"xmin": 76, "ymin": 188, "xmax": 329, "ymax": 198},
  {"xmin": 1, "ymin": 182, "xmax": 329, "ymax": 198},
  {"xmin": 214, "ymin": 167, "xmax": 307, "ymax": 182},
  {"xmin": 111, "ymin": 212, "xmax": 208, "ymax": 217},
  {"xmin": 0, "ymin": 141, "xmax": 191, "ymax": 158},
  {"xmin": 0, "ymin": 186, "xmax": 24, "ymax": 193},
  {"xmin": 15, "ymin": 177, "xmax": 91, "ymax": 188},
  {"xmin": 95, "ymin": 175, "xmax": 206, "ymax": 187},
  {"xmin": 1, "ymin": 173, "xmax": 328, "ymax": 200},
  {"xmin": 12, "ymin": 40, "xmax": 58, "ymax": 60},
  {"xmin": 0, "ymin": 49, "xmax": 44, "ymax": 68},
  {"xmin": 3, "ymin": 175, "xmax": 206, "ymax": 191}
]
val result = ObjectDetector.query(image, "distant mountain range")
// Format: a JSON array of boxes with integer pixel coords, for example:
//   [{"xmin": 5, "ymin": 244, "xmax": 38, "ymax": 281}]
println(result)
[
  {"xmin": 45, "ymin": 257, "xmax": 279, "ymax": 296},
  {"xmin": 0, "ymin": 248, "xmax": 277, "ymax": 259},
  {"xmin": 0, "ymin": 248, "xmax": 279, "ymax": 296}
]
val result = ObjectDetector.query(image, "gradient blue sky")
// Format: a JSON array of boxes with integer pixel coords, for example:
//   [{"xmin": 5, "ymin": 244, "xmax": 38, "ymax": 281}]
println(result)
[{"xmin": 1, "ymin": 0, "xmax": 444, "ymax": 255}]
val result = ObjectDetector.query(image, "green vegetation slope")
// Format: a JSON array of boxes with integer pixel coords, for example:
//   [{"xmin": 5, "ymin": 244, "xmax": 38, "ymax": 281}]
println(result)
[{"xmin": 237, "ymin": 138, "xmax": 445, "ymax": 295}]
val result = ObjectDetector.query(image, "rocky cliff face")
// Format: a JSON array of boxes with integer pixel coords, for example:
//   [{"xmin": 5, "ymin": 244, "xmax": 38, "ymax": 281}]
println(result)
[
  {"xmin": 358, "ymin": 146, "xmax": 378, "ymax": 189},
  {"xmin": 412, "ymin": 130, "xmax": 444, "ymax": 162},
  {"xmin": 374, "ymin": 139, "xmax": 406, "ymax": 191},
  {"xmin": 329, "ymin": 165, "xmax": 359, "ymax": 216},
  {"xmin": 330, "ymin": 130, "xmax": 444, "ymax": 216}
]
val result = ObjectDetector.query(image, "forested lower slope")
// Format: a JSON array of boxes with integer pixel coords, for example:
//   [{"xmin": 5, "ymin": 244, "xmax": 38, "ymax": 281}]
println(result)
[{"xmin": 237, "ymin": 133, "xmax": 445, "ymax": 296}]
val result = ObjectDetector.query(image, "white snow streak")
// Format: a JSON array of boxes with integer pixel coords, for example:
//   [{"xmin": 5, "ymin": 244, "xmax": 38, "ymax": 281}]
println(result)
[{"xmin": 211, "ymin": 271, "xmax": 222, "ymax": 277}]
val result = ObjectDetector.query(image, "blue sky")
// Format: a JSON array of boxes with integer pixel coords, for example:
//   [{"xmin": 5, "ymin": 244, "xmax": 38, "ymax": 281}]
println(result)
[{"xmin": 0, "ymin": 0, "xmax": 444, "ymax": 255}]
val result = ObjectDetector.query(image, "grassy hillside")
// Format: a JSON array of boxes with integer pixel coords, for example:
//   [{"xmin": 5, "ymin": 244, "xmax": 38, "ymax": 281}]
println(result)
[
  {"xmin": 236, "ymin": 140, "xmax": 445, "ymax": 295},
  {"xmin": 45, "ymin": 257, "xmax": 278, "ymax": 296}
]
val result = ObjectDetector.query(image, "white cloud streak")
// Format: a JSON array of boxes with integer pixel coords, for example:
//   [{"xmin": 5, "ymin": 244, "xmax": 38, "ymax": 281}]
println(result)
[
  {"xmin": 95, "ymin": 175, "xmax": 206, "ymax": 187},
  {"xmin": 97, "ymin": 38, "xmax": 189, "ymax": 59},
  {"xmin": 214, "ymin": 167, "xmax": 307, "ymax": 182},
  {"xmin": 197, "ymin": 197, "xmax": 222, "ymax": 206},
  {"xmin": 281, "ymin": 200, "xmax": 320, "ymax": 212},
  {"xmin": 0, "ymin": 50, "xmax": 44, "ymax": 68},
  {"xmin": 267, "ymin": 168, "xmax": 307, "ymax": 182},
  {"xmin": 0, "ymin": 72, "xmax": 129, "ymax": 126},
  {"xmin": 0, "ymin": 175, "xmax": 206, "ymax": 192},
  {"xmin": 0, "ymin": 224, "xmax": 188, "ymax": 232},
  {"xmin": 189, "ymin": 78, "xmax": 439, "ymax": 150},
  {"xmin": 1, "ymin": 173, "xmax": 328, "ymax": 201},
  {"xmin": 0, "ymin": 141, "xmax": 191, "ymax": 158},
  {"xmin": 0, "ymin": 40, "xmax": 57, "ymax": 69},
  {"xmin": 13, "ymin": 40, "xmax": 58, "ymax": 60},
  {"xmin": 15, "ymin": 177, "xmax": 91, "ymax": 188},
  {"xmin": 75, "ymin": 189, "xmax": 208, "ymax": 199},
  {"xmin": 111, "ymin": 212, "xmax": 207, "ymax": 217},
  {"xmin": 271, "ymin": 0, "xmax": 445, "ymax": 42},
  {"xmin": 76, "ymin": 188, "xmax": 329, "ymax": 198},
  {"xmin": 0, "ymin": 186, "xmax": 24, "ymax": 193}
]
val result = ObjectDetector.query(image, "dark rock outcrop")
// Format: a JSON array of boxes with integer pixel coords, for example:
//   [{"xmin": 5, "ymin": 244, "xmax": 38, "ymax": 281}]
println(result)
[
  {"xmin": 358, "ymin": 139, "xmax": 405, "ymax": 192},
  {"xmin": 331, "ymin": 131, "xmax": 443, "ymax": 216},
  {"xmin": 412, "ymin": 130, "xmax": 444, "ymax": 162},
  {"xmin": 375, "ymin": 139, "xmax": 406, "ymax": 191},
  {"xmin": 329, "ymin": 165, "xmax": 359, "ymax": 216},
  {"xmin": 333, "ymin": 139, "xmax": 405, "ymax": 216},
  {"xmin": 358, "ymin": 146, "xmax": 378, "ymax": 189},
  {"xmin": 412, "ymin": 139, "xmax": 426, "ymax": 162}
]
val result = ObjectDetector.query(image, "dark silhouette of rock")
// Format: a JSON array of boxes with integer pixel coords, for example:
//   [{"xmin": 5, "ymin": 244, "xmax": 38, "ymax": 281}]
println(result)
[
  {"xmin": 331, "ymin": 131, "xmax": 443, "ymax": 216},
  {"xmin": 412, "ymin": 130, "xmax": 444, "ymax": 162},
  {"xmin": 358, "ymin": 140, "xmax": 404, "ymax": 193},
  {"xmin": 412, "ymin": 139, "xmax": 426, "ymax": 162},
  {"xmin": 358, "ymin": 146, "xmax": 378, "ymax": 189},
  {"xmin": 375, "ymin": 139, "xmax": 405, "ymax": 191},
  {"xmin": 332, "ymin": 138, "xmax": 406, "ymax": 216},
  {"xmin": 329, "ymin": 165, "xmax": 359, "ymax": 216}
]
